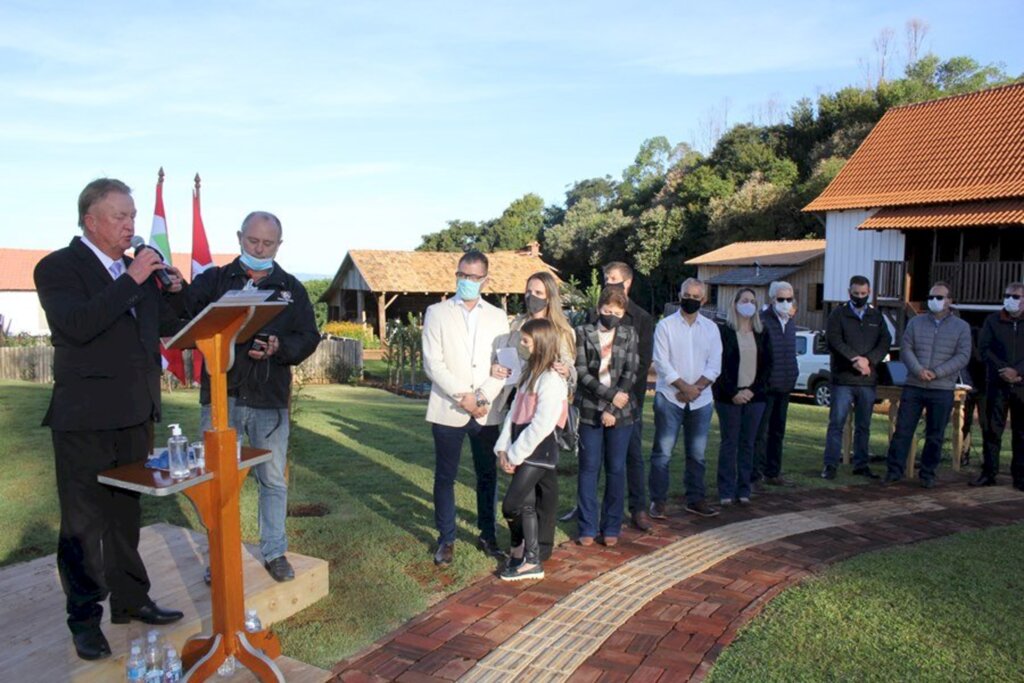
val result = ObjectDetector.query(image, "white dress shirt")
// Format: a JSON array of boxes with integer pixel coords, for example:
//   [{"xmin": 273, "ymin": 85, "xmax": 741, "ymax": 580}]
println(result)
[
  {"xmin": 653, "ymin": 311, "xmax": 722, "ymax": 410},
  {"xmin": 81, "ymin": 235, "xmax": 122, "ymax": 277}
]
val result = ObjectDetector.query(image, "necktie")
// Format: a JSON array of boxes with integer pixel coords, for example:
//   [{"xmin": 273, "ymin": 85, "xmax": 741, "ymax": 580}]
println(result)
[{"xmin": 109, "ymin": 261, "xmax": 124, "ymax": 279}]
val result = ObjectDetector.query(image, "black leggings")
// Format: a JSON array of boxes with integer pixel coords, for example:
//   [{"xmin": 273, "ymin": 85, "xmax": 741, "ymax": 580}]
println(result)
[{"xmin": 502, "ymin": 465, "xmax": 549, "ymax": 564}]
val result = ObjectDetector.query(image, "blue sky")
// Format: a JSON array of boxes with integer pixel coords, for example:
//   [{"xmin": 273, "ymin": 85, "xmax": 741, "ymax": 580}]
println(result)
[{"xmin": 2, "ymin": 1, "xmax": 1021, "ymax": 276}]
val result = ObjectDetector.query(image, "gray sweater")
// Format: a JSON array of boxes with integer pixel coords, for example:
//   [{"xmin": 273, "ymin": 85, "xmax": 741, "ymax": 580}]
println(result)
[{"xmin": 901, "ymin": 313, "xmax": 971, "ymax": 391}]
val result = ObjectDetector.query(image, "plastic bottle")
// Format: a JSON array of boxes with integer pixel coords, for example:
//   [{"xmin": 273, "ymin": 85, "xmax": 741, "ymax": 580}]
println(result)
[
  {"xmin": 216, "ymin": 654, "xmax": 236, "ymax": 678},
  {"xmin": 144, "ymin": 630, "xmax": 165, "ymax": 681},
  {"xmin": 167, "ymin": 424, "xmax": 190, "ymax": 479},
  {"xmin": 244, "ymin": 608, "xmax": 263, "ymax": 633},
  {"xmin": 190, "ymin": 441, "xmax": 205, "ymax": 470},
  {"xmin": 126, "ymin": 642, "xmax": 146, "ymax": 682},
  {"xmin": 163, "ymin": 647, "xmax": 183, "ymax": 682}
]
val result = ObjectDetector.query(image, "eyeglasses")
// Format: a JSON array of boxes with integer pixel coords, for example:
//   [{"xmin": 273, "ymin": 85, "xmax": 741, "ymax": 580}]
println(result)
[
  {"xmin": 927, "ymin": 295, "xmax": 946, "ymax": 301},
  {"xmin": 775, "ymin": 297, "xmax": 794, "ymax": 303},
  {"xmin": 456, "ymin": 272, "xmax": 486, "ymax": 283},
  {"xmin": 1006, "ymin": 293, "xmax": 1022, "ymax": 300}
]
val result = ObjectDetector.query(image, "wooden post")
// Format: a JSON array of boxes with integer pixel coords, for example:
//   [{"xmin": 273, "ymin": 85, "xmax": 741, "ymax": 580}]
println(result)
[
  {"xmin": 356, "ymin": 290, "xmax": 365, "ymax": 323},
  {"xmin": 378, "ymin": 291, "xmax": 387, "ymax": 346}
]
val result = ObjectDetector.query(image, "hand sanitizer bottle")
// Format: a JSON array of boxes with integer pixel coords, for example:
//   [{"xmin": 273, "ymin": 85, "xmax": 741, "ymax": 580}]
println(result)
[{"xmin": 168, "ymin": 424, "xmax": 190, "ymax": 479}]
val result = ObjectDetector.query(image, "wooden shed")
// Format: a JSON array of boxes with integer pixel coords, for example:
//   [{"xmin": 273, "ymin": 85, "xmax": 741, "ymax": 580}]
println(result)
[{"xmin": 320, "ymin": 242, "xmax": 559, "ymax": 342}]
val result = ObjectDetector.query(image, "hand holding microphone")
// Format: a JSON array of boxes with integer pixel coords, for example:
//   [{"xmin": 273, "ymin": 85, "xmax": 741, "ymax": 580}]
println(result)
[{"xmin": 129, "ymin": 236, "xmax": 172, "ymax": 287}]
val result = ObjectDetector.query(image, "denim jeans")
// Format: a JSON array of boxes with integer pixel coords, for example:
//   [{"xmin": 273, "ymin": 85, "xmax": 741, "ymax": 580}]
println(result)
[
  {"xmin": 201, "ymin": 399, "xmax": 290, "ymax": 561},
  {"xmin": 431, "ymin": 421, "xmax": 499, "ymax": 546},
  {"xmin": 716, "ymin": 400, "xmax": 766, "ymax": 501},
  {"xmin": 753, "ymin": 390, "xmax": 790, "ymax": 479},
  {"xmin": 649, "ymin": 393, "xmax": 714, "ymax": 505},
  {"xmin": 982, "ymin": 387, "xmax": 1024, "ymax": 482},
  {"xmin": 577, "ymin": 422, "xmax": 631, "ymax": 539},
  {"xmin": 823, "ymin": 384, "xmax": 876, "ymax": 468},
  {"xmin": 626, "ymin": 415, "xmax": 646, "ymax": 513},
  {"xmin": 884, "ymin": 386, "xmax": 954, "ymax": 480}
]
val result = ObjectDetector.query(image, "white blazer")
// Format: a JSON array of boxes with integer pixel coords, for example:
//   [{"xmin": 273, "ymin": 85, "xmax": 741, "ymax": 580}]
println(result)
[{"xmin": 422, "ymin": 297, "xmax": 510, "ymax": 427}]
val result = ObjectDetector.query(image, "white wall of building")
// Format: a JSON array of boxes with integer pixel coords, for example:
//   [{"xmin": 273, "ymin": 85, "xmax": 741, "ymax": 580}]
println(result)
[
  {"xmin": 0, "ymin": 291, "xmax": 49, "ymax": 335},
  {"xmin": 823, "ymin": 209, "xmax": 905, "ymax": 302}
]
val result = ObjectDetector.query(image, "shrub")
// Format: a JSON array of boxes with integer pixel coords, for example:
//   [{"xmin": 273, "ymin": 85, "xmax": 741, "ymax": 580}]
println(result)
[{"xmin": 322, "ymin": 321, "xmax": 381, "ymax": 349}]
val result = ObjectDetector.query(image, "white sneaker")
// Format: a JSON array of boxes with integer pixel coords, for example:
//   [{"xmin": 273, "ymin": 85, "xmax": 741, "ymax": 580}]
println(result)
[{"xmin": 720, "ymin": 498, "xmax": 734, "ymax": 506}]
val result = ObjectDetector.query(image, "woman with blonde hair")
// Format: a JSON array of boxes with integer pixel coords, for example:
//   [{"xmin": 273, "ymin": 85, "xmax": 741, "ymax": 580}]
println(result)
[{"xmin": 492, "ymin": 270, "xmax": 575, "ymax": 562}]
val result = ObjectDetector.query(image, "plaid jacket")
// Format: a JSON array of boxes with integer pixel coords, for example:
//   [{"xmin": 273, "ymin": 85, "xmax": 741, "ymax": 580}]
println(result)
[{"xmin": 574, "ymin": 323, "xmax": 640, "ymax": 427}]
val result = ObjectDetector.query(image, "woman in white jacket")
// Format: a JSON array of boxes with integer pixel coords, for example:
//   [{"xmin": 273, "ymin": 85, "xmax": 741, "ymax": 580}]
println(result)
[{"xmin": 495, "ymin": 318, "xmax": 569, "ymax": 581}]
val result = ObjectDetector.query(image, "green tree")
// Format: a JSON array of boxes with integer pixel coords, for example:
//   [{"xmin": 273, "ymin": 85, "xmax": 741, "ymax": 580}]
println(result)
[
  {"xmin": 417, "ymin": 219, "xmax": 484, "ymax": 252},
  {"xmin": 488, "ymin": 193, "xmax": 546, "ymax": 250},
  {"xmin": 302, "ymin": 278, "xmax": 331, "ymax": 330}
]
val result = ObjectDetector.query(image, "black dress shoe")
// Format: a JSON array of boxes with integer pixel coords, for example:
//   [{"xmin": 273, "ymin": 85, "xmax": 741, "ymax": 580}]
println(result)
[
  {"xmin": 72, "ymin": 628, "xmax": 111, "ymax": 661},
  {"xmin": 920, "ymin": 477, "xmax": 936, "ymax": 489},
  {"xmin": 477, "ymin": 536, "xmax": 506, "ymax": 559},
  {"xmin": 110, "ymin": 602, "xmax": 184, "ymax": 625},
  {"xmin": 264, "ymin": 555, "xmax": 295, "ymax": 582},
  {"xmin": 821, "ymin": 464, "xmax": 837, "ymax": 480},
  {"xmin": 881, "ymin": 474, "xmax": 901, "ymax": 486},
  {"xmin": 969, "ymin": 474, "xmax": 997, "ymax": 487},
  {"xmin": 433, "ymin": 542, "xmax": 454, "ymax": 566},
  {"xmin": 852, "ymin": 466, "xmax": 880, "ymax": 480}
]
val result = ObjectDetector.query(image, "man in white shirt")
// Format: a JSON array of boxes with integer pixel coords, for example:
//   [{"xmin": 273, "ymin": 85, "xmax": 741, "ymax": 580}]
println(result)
[
  {"xmin": 422, "ymin": 251, "xmax": 511, "ymax": 567},
  {"xmin": 648, "ymin": 278, "xmax": 723, "ymax": 518}
]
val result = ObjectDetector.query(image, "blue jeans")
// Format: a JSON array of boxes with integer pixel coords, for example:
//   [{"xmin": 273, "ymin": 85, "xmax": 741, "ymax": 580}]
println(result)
[
  {"xmin": 823, "ymin": 384, "xmax": 876, "ymax": 468},
  {"xmin": 626, "ymin": 414, "xmax": 646, "ymax": 513},
  {"xmin": 431, "ymin": 421, "xmax": 498, "ymax": 546},
  {"xmin": 716, "ymin": 401, "xmax": 766, "ymax": 501},
  {"xmin": 885, "ymin": 386, "xmax": 955, "ymax": 480},
  {"xmin": 649, "ymin": 393, "xmax": 713, "ymax": 505},
  {"xmin": 201, "ymin": 400, "xmax": 290, "ymax": 561},
  {"xmin": 577, "ymin": 422, "xmax": 631, "ymax": 538}
]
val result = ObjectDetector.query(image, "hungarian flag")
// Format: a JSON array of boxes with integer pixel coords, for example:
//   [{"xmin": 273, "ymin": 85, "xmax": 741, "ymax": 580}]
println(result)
[
  {"xmin": 150, "ymin": 168, "xmax": 187, "ymax": 384},
  {"xmin": 190, "ymin": 174, "xmax": 214, "ymax": 383}
]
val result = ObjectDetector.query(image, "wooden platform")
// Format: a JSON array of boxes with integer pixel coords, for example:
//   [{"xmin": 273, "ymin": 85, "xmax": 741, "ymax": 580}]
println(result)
[{"xmin": 0, "ymin": 523, "xmax": 330, "ymax": 682}]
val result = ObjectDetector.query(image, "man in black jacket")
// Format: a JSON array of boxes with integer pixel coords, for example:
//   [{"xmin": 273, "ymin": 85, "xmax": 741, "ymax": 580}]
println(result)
[
  {"xmin": 753, "ymin": 281, "xmax": 799, "ymax": 486},
  {"xmin": 185, "ymin": 211, "xmax": 320, "ymax": 582},
  {"xmin": 821, "ymin": 275, "xmax": 892, "ymax": 480},
  {"xmin": 582, "ymin": 262, "xmax": 655, "ymax": 530},
  {"xmin": 34, "ymin": 178, "xmax": 186, "ymax": 660},
  {"xmin": 973, "ymin": 282, "xmax": 1024, "ymax": 489}
]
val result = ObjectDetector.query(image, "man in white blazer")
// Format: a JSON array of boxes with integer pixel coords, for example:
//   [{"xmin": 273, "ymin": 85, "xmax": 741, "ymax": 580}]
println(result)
[{"xmin": 422, "ymin": 250, "xmax": 511, "ymax": 566}]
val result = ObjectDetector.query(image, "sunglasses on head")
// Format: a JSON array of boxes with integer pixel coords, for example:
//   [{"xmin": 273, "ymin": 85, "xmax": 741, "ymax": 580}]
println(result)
[
  {"xmin": 775, "ymin": 297, "xmax": 793, "ymax": 303},
  {"xmin": 927, "ymin": 295, "xmax": 945, "ymax": 301},
  {"xmin": 1007, "ymin": 293, "xmax": 1023, "ymax": 300}
]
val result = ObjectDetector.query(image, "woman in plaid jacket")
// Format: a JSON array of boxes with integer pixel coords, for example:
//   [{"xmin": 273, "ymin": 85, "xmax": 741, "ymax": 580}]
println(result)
[{"xmin": 574, "ymin": 286, "xmax": 641, "ymax": 546}]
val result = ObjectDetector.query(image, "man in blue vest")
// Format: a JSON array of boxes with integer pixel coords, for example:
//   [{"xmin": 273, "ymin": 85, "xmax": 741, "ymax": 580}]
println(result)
[{"xmin": 753, "ymin": 281, "xmax": 799, "ymax": 486}]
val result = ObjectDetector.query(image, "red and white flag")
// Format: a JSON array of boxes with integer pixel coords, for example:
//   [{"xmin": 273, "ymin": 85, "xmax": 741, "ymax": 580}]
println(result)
[
  {"xmin": 190, "ymin": 174, "xmax": 214, "ymax": 382},
  {"xmin": 150, "ymin": 168, "xmax": 187, "ymax": 385}
]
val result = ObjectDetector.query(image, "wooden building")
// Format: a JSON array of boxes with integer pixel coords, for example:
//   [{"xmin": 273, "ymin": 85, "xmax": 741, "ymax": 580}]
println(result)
[
  {"xmin": 320, "ymin": 242, "xmax": 558, "ymax": 342},
  {"xmin": 685, "ymin": 240, "xmax": 827, "ymax": 330},
  {"xmin": 804, "ymin": 82, "xmax": 1024, "ymax": 335}
]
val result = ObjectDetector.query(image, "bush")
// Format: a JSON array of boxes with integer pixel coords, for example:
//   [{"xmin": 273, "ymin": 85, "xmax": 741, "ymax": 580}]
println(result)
[{"xmin": 322, "ymin": 321, "xmax": 381, "ymax": 349}]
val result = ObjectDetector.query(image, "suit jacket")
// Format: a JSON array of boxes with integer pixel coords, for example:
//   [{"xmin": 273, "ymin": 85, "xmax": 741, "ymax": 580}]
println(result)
[
  {"xmin": 34, "ymin": 236, "xmax": 185, "ymax": 431},
  {"xmin": 422, "ymin": 298, "xmax": 510, "ymax": 427},
  {"xmin": 574, "ymin": 323, "xmax": 639, "ymax": 427}
]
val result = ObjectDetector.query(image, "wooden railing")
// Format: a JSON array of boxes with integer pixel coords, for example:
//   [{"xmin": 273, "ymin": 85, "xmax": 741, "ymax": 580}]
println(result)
[
  {"xmin": 873, "ymin": 260, "xmax": 907, "ymax": 302},
  {"xmin": 932, "ymin": 261, "xmax": 1024, "ymax": 304}
]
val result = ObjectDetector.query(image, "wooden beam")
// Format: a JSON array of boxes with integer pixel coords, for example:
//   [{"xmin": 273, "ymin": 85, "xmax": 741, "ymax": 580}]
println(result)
[
  {"xmin": 356, "ymin": 290, "xmax": 365, "ymax": 323},
  {"xmin": 378, "ymin": 291, "xmax": 387, "ymax": 344},
  {"xmin": 384, "ymin": 293, "xmax": 399, "ymax": 310}
]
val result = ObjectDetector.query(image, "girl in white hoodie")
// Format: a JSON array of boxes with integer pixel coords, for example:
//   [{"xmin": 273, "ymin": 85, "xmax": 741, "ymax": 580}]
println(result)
[{"xmin": 495, "ymin": 318, "xmax": 569, "ymax": 581}]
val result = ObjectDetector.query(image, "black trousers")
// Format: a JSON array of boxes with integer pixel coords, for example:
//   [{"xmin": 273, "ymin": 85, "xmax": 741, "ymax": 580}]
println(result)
[
  {"xmin": 536, "ymin": 467, "xmax": 558, "ymax": 561},
  {"xmin": 53, "ymin": 423, "xmax": 152, "ymax": 633},
  {"xmin": 982, "ymin": 387, "xmax": 1024, "ymax": 482},
  {"xmin": 753, "ymin": 390, "xmax": 791, "ymax": 479},
  {"xmin": 502, "ymin": 464, "xmax": 549, "ymax": 564}
]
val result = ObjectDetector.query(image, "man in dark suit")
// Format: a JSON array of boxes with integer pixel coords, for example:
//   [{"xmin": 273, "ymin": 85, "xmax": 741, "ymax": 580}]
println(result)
[{"xmin": 34, "ymin": 178, "xmax": 186, "ymax": 660}]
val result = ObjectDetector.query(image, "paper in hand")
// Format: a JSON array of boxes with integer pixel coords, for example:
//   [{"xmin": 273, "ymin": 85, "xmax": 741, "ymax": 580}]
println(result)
[{"xmin": 496, "ymin": 347, "xmax": 524, "ymax": 386}]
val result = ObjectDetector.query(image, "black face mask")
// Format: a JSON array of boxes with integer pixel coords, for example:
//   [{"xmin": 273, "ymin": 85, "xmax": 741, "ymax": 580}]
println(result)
[
  {"xmin": 525, "ymin": 293, "xmax": 548, "ymax": 315},
  {"xmin": 850, "ymin": 295, "xmax": 869, "ymax": 308},
  {"xmin": 679, "ymin": 298, "xmax": 702, "ymax": 315},
  {"xmin": 599, "ymin": 313, "xmax": 622, "ymax": 330}
]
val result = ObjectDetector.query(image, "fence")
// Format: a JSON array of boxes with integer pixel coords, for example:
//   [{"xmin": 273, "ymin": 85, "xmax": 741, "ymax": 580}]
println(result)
[{"xmin": 0, "ymin": 337, "xmax": 363, "ymax": 385}]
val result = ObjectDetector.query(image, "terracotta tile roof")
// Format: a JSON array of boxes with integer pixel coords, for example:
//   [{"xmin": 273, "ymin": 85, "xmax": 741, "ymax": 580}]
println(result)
[
  {"xmin": 685, "ymin": 240, "xmax": 825, "ymax": 266},
  {"xmin": 858, "ymin": 199, "xmax": 1024, "ymax": 230},
  {"xmin": 0, "ymin": 246, "xmax": 235, "ymax": 290},
  {"xmin": 334, "ymin": 248, "xmax": 558, "ymax": 296},
  {"xmin": 804, "ymin": 82, "xmax": 1024, "ymax": 212}
]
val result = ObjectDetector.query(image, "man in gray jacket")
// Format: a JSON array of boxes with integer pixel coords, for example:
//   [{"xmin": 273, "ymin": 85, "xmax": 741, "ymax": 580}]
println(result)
[{"xmin": 883, "ymin": 282, "xmax": 971, "ymax": 487}]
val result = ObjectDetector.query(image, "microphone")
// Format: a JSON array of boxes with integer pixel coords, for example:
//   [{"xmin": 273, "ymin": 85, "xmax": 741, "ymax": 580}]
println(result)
[{"xmin": 130, "ymin": 236, "xmax": 173, "ymax": 287}]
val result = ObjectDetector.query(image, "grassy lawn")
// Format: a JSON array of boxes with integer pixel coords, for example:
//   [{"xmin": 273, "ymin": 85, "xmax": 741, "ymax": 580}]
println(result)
[
  {"xmin": 0, "ymin": 380, "xmax": 1002, "ymax": 669},
  {"xmin": 708, "ymin": 523, "xmax": 1024, "ymax": 682}
]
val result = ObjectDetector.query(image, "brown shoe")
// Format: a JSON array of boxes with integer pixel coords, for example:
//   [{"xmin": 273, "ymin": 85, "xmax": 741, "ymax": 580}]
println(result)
[
  {"xmin": 433, "ymin": 542, "xmax": 454, "ymax": 566},
  {"xmin": 649, "ymin": 501, "xmax": 668, "ymax": 519},
  {"xmin": 684, "ymin": 500, "xmax": 719, "ymax": 518},
  {"xmin": 577, "ymin": 536, "xmax": 595, "ymax": 546},
  {"xmin": 631, "ymin": 510, "xmax": 653, "ymax": 531},
  {"xmin": 600, "ymin": 536, "xmax": 619, "ymax": 547},
  {"xmin": 765, "ymin": 476, "xmax": 794, "ymax": 487}
]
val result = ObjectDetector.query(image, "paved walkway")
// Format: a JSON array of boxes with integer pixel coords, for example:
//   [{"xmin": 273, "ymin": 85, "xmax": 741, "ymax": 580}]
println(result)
[{"xmin": 330, "ymin": 480, "xmax": 1024, "ymax": 682}]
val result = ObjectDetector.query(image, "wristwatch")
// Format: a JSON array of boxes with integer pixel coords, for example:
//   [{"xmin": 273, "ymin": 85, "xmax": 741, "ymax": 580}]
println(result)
[{"xmin": 474, "ymin": 389, "xmax": 490, "ymax": 408}]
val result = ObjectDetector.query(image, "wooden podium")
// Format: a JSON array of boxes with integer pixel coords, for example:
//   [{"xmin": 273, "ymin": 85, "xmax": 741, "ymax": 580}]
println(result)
[{"xmin": 100, "ymin": 296, "xmax": 288, "ymax": 681}]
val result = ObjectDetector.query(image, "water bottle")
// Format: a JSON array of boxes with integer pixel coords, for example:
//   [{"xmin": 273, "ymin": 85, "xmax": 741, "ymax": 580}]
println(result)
[
  {"xmin": 244, "ymin": 608, "xmax": 263, "ymax": 633},
  {"xmin": 163, "ymin": 647, "xmax": 183, "ymax": 682},
  {"xmin": 144, "ymin": 630, "xmax": 164, "ymax": 681},
  {"xmin": 126, "ymin": 642, "xmax": 146, "ymax": 682},
  {"xmin": 168, "ymin": 424, "xmax": 190, "ymax": 479},
  {"xmin": 190, "ymin": 441, "xmax": 205, "ymax": 470},
  {"xmin": 216, "ymin": 654, "xmax": 236, "ymax": 678}
]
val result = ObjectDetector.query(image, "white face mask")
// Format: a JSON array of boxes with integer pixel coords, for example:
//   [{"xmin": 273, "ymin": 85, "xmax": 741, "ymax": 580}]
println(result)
[
  {"xmin": 927, "ymin": 298, "xmax": 946, "ymax": 314},
  {"xmin": 736, "ymin": 302, "xmax": 757, "ymax": 318},
  {"xmin": 1005, "ymin": 296, "xmax": 1022, "ymax": 314},
  {"xmin": 774, "ymin": 301, "xmax": 793, "ymax": 318}
]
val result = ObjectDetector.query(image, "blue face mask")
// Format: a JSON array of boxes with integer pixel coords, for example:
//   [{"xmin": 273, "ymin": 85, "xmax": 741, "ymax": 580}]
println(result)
[
  {"xmin": 240, "ymin": 250, "xmax": 274, "ymax": 272},
  {"xmin": 456, "ymin": 277, "xmax": 482, "ymax": 301}
]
